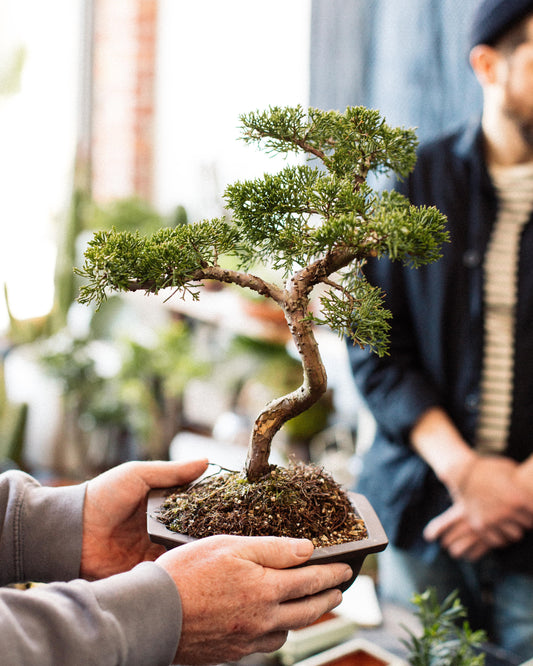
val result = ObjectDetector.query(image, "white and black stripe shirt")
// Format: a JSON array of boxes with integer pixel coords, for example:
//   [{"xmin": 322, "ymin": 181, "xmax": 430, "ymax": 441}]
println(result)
[{"xmin": 476, "ymin": 162, "xmax": 533, "ymax": 454}]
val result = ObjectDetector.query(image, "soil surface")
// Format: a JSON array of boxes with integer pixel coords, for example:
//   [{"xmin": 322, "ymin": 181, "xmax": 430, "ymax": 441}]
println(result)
[{"xmin": 157, "ymin": 462, "xmax": 367, "ymax": 547}]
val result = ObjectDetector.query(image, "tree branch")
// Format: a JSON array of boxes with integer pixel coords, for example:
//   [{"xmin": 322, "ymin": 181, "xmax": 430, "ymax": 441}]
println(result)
[
  {"xmin": 196, "ymin": 266, "xmax": 286, "ymax": 304},
  {"xmin": 126, "ymin": 265, "xmax": 286, "ymax": 305}
]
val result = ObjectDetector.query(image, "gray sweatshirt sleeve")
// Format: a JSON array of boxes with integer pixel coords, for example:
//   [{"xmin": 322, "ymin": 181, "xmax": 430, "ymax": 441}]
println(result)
[
  {"xmin": 0, "ymin": 471, "xmax": 182, "ymax": 666},
  {"xmin": 0, "ymin": 470, "xmax": 86, "ymax": 585}
]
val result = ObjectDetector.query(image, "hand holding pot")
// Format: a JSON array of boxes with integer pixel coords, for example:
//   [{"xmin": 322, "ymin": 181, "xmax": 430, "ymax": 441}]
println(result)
[
  {"xmin": 81, "ymin": 459, "xmax": 209, "ymax": 580},
  {"xmin": 155, "ymin": 534, "xmax": 352, "ymax": 665}
]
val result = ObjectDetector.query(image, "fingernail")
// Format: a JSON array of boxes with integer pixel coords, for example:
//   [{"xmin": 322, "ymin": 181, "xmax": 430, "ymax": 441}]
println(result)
[
  {"xmin": 331, "ymin": 589, "xmax": 343, "ymax": 607},
  {"xmin": 342, "ymin": 566, "xmax": 353, "ymax": 582}
]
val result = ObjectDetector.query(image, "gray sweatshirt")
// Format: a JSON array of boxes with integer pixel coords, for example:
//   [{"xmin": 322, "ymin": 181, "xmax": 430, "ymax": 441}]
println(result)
[{"xmin": 0, "ymin": 470, "xmax": 181, "ymax": 665}]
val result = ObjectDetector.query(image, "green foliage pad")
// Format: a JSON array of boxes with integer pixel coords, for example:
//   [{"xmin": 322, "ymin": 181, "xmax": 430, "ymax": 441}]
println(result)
[{"xmin": 77, "ymin": 105, "xmax": 447, "ymax": 358}]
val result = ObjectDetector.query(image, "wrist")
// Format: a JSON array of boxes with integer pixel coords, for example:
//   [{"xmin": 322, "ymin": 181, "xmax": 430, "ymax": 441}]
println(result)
[
  {"xmin": 441, "ymin": 447, "xmax": 479, "ymax": 496},
  {"xmin": 410, "ymin": 406, "xmax": 478, "ymax": 494}
]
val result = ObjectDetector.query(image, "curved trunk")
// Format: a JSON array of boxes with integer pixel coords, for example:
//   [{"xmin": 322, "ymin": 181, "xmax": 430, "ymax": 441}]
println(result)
[
  {"xmin": 245, "ymin": 297, "xmax": 327, "ymax": 482},
  {"xmin": 244, "ymin": 249, "xmax": 358, "ymax": 482}
]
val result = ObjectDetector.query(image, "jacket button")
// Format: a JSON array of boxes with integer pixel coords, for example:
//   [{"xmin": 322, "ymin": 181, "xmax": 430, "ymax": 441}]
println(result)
[
  {"xmin": 465, "ymin": 393, "xmax": 479, "ymax": 412},
  {"xmin": 463, "ymin": 249, "xmax": 481, "ymax": 268}
]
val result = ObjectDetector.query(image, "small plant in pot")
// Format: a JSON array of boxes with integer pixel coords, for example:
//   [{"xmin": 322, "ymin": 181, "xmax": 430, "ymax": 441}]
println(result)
[
  {"xmin": 290, "ymin": 588, "xmax": 486, "ymax": 666},
  {"xmin": 401, "ymin": 588, "xmax": 486, "ymax": 666},
  {"xmin": 76, "ymin": 105, "xmax": 447, "ymax": 588}
]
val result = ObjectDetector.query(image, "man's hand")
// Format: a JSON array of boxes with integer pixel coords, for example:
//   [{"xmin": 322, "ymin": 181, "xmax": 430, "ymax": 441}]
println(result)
[
  {"xmin": 81, "ymin": 459, "xmax": 208, "ymax": 580},
  {"xmin": 424, "ymin": 456, "xmax": 533, "ymax": 560},
  {"xmin": 156, "ymin": 534, "xmax": 352, "ymax": 665},
  {"xmin": 410, "ymin": 408, "xmax": 533, "ymax": 560},
  {"xmin": 424, "ymin": 503, "xmax": 496, "ymax": 560}
]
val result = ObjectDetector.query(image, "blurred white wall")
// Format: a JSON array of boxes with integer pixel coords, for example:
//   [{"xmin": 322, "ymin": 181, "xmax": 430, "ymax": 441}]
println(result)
[
  {"xmin": 154, "ymin": 0, "xmax": 311, "ymax": 221},
  {"xmin": 0, "ymin": 0, "xmax": 83, "ymax": 331}
]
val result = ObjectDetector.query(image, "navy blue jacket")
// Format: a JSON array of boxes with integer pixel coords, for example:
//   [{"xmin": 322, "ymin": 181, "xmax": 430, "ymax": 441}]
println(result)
[{"xmin": 348, "ymin": 118, "xmax": 533, "ymax": 571}]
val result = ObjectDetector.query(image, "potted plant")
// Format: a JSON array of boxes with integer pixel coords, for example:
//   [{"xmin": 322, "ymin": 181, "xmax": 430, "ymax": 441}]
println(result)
[
  {"xmin": 289, "ymin": 588, "xmax": 486, "ymax": 666},
  {"xmin": 401, "ymin": 589, "xmax": 486, "ymax": 665},
  {"xmin": 76, "ymin": 105, "xmax": 447, "ymax": 585}
]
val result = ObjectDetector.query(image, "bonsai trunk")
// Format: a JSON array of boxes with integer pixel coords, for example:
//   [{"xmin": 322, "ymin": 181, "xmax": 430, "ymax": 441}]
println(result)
[{"xmin": 245, "ymin": 283, "xmax": 327, "ymax": 482}]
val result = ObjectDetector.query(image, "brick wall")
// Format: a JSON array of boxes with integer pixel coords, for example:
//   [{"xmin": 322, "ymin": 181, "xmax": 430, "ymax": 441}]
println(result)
[{"xmin": 91, "ymin": 0, "xmax": 157, "ymax": 202}]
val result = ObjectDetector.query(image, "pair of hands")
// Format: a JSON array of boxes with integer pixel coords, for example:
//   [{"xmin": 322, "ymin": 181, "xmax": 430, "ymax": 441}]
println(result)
[
  {"xmin": 424, "ymin": 454, "xmax": 533, "ymax": 561},
  {"xmin": 80, "ymin": 459, "xmax": 351, "ymax": 665}
]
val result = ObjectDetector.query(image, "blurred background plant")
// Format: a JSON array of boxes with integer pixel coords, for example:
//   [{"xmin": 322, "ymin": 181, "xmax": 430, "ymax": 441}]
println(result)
[
  {"xmin": 1, "ymin": 194, "xmax": 193, "ymax": 477},
  {"xmin": 39, "ymin": 319, "xmax": 209, "ymax": 478}
]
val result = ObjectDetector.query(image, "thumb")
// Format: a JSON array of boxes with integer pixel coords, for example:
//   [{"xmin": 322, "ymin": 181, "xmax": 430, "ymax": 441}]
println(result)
[
  {"xmin": 127, "ymin": 458, "xmax": 209, "ymax": 490},
  {"xmin": 234, "ymin": 536, "xmax": 315, "ymax": 569},
  {"xmin": 423, "ymin": 504, "xmax": 462, "ymax": 542}
]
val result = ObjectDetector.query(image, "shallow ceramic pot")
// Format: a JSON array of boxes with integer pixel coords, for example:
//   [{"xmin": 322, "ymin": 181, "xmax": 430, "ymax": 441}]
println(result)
[{"xmin": 147, "ymin": 490, "xmax": 388, "ymax": 592}]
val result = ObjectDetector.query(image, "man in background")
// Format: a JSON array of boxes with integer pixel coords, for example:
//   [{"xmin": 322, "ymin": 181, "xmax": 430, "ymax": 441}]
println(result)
[{"xmin": 348, "ymin": 0, "xmax": 533, "ymax": 659}]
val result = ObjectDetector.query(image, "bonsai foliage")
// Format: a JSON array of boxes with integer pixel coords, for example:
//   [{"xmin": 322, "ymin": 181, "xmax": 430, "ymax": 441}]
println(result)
[
  {"xmin": 76, "ymin": 105, "xmax": 447, "ymax": 482},
  {"xmin": 402, "ymin": 588, "xmax": 486, "ymax": 666}
]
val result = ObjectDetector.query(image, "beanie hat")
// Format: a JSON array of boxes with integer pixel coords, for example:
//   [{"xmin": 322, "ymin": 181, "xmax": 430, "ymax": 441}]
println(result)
[{"xmin": 468, "ymin": 0, "xmax": 533, "ymax": 50}]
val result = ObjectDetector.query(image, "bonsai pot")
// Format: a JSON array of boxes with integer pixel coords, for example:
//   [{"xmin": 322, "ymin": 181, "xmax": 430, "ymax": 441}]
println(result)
[{"xmin": 147, "ymin": 490, "xmax": 388, "ymax": 592}]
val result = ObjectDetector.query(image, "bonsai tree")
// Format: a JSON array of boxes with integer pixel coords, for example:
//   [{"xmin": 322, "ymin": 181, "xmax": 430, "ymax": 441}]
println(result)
[{"xmin": 76, "ymin": 105, "xmax": 447, "ymax": 483}]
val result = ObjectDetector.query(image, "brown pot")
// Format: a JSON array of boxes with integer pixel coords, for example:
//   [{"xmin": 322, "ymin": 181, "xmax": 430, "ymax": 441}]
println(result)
[
  {"xmin": 292, "ymin": 637, "xmax": 407, "ymax": 666},
  {"xmin": 147, "ymin": 490, "xmax": 388, "ymax": 592}
]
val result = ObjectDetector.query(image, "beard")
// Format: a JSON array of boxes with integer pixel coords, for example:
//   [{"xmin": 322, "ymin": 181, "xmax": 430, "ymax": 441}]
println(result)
[
  {"xmin": 503, "ymin": 105, "xmax": 533, "ymax": 151},
  {"xmin": 515, "ymin": 118, "xmax": 533, "ymax": 148}
]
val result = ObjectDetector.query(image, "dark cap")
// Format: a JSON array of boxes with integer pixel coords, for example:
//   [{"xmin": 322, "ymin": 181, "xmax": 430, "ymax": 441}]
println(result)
[{"xmin": 469, "ymin": 0, "xmax": 533, "ymax": 50}]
